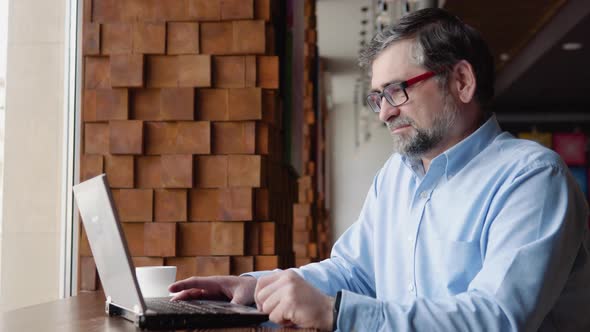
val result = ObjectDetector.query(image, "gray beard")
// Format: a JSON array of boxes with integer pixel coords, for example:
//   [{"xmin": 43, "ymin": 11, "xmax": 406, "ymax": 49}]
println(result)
[{"xmin": 386, "ymin": 96, "xmax": 458, "ymax": 158}]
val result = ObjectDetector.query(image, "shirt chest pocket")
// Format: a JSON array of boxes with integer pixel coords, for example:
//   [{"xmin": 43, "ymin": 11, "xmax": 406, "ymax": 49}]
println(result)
[{"xmin": 431, "ymin": 236, "xmax": 482, "ymax": 295}]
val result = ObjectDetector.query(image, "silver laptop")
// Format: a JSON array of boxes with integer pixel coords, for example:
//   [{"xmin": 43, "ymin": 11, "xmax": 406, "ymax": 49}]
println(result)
[{"xmin": 73, "ymin": 174, "xmax": 268, "ymax": 330}]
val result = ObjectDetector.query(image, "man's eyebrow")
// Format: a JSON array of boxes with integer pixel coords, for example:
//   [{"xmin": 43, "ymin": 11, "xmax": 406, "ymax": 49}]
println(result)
[{"xmin": 370, "ymin": 79, "xmax": 401, "ymax": 93}]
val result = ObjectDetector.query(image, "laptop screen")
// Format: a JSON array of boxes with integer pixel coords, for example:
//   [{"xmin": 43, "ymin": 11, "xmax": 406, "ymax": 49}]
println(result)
[{"xmin": 73, "ymin": 174, "xmax": 147, "ymax": 314}]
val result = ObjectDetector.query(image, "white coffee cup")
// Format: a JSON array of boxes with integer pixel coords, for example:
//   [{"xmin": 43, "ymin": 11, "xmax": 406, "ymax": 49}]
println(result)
[{"xmin": 135, "ymin": 266, "xmax": 177, "ymax": 298}]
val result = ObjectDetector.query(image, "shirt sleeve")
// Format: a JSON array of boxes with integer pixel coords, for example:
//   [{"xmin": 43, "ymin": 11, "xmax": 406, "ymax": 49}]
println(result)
[
  {"xmin": 336, "ymin": 163, "xmax": 589, "ymax": 331},
  {"xmin": 245, "ymin": 170, "xmax": 383, "ymax": 298}
]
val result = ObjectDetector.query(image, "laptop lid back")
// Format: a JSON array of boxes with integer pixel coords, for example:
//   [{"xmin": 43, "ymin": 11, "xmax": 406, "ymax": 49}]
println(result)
[{"xmin": 73, "ymin": 174, "xmax": 147, "ymax": 314}]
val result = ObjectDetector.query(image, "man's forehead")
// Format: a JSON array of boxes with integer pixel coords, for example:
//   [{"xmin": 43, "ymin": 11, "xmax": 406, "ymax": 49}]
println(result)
[{"xmin": 370, "ymin": 40, "xmax": 417, "ymax": 89}]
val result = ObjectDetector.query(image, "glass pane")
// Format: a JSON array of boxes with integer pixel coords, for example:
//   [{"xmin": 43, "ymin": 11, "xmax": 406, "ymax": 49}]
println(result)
[{"xmin": 0, "ymin": 0, "xmax": 8, "ymax": 272}]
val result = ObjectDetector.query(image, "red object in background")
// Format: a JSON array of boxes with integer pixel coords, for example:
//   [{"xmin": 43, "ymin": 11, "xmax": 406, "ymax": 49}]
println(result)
[{"xmin": 553, "ymin": 133, "xmax": 587, "ymax": 166}]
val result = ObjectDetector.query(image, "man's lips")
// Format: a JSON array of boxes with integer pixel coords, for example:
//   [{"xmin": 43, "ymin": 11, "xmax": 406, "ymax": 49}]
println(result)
[{"xmin": 391, "ymin": 124, "xmax": 412, "ymax": 133}]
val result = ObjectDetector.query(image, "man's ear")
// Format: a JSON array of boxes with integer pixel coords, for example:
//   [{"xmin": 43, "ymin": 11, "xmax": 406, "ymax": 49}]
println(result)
[{"xmin": 451, "ymin": 60, "xmax": 477, "ymax": 104}]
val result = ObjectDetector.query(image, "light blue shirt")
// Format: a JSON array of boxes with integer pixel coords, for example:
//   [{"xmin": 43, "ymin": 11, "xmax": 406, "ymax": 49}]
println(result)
[{"xmin": 250, "ymin": 116, "xmax": 590, "ymax": 331}]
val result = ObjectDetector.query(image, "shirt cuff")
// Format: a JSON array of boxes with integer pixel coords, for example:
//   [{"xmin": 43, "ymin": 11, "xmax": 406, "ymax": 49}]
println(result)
[
  {"xmin": 240, "ymin": 269, "xmax": 281, "ymax": 279},
  {"xmin": 336, "ymin": 290, "xmax": 382, "ymax": 331}
]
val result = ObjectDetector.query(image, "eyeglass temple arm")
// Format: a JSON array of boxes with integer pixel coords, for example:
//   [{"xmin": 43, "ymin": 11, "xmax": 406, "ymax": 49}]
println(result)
[{"xmin": 405, "ymin": 71, "xmax": 437, "ymax": 87}]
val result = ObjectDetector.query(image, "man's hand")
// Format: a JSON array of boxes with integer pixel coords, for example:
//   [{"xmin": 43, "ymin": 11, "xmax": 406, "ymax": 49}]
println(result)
[
  {"xmin": 255, "ymin": 270, "xmax": 335, "ymax": 331},
  {"xmin": 168, "ymin": 275, "xmax": 257, "ymax": 305}
]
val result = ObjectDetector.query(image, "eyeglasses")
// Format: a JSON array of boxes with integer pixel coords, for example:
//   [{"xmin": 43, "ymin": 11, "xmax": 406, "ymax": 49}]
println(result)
[{"xmin": 366, "ymin": 71, "xmax": 437, "ymax": 113}]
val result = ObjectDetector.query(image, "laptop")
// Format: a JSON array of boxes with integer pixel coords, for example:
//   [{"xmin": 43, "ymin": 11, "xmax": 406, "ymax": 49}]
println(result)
[{"xmin": 73, "ymin": 174, "xmax": 269, "ymax": 330}]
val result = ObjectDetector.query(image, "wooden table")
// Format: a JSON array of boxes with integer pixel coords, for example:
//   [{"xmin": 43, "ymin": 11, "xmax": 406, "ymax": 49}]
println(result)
[{"xmin": 0, "ymin": 292, "xmax": 318, "ymax": 331}]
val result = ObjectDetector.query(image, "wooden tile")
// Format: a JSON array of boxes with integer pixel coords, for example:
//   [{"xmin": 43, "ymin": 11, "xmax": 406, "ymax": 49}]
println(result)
[
  {"xmin": 293, "ymin": 216, "xmax": 312, "ymax": 232},
  {"xmin": 83, "ymin": 0, "xmax": 92, "ymax": 23},
  {"xmin": 154, "ymin": 189, "xmax": 187, "ymax": 222},
  {"xmin": 132, "ymin": 257, "xmax": 164, "ymax": 267},
  {"xmin": 83, "ymin": 23, "xmax": 100, "ymax": 55},
  {"xmin": 85, "ymin": 57, "xmax": 110, "ymax": 89},
  {"xmin": 81, "ymin": 154, "xmax": 103, "ymax": 181},
  {"xmin": 160, "ymin": 88, "xmax": 194, "ymax": 121},
  {"xmin": 139, "ymin": 0, "xmax": 188, "ymax": 22},
  {"xmin": 83, "ymin": 90, "xmax": 97, "ymax": 122},
  {"xmin": 195, "ymin": 256, "xmax": 230, "ymax": 276},
  {"xmin": 230, "ymin": 256, "xmax": 253, "ymax": 275},
  {"xmin": 308, "ymin": 243, "xmax": 318, "ymax": 258},
  {"xmin": 262, "ymin": 89, "xmax": 280, "ymax": 125},
  {"xmin": 189, "ymin": 189, "xmax": 219, "ymax": 221},
  {"xmin": 212, "ymin": 121, "xmax": 255, "ymax": 154},
  {"xmin": 255, "ymin": 122, "xmax": 271, "ymax": 155},
  {"xmin": 117, "ymin": 0, "xmax": 143, "ymax": 22},
  {"xmin": 232, "ymin": 20, "xmax": 265, "ymax": 54},
  {"xmin": 146, "ymin": 56, "xmax": 178, "ymax": 88},
  {"xmin": 110, "ymin": 54, "xmax": 144, "ymax": 87},
  {"xmin": 85, "ymin": 123, "xmax": 109, "ymax": 155},
  {"xmin": 200, "ymin": 22, "xmax": 233, "ymax": 55},
  {"xmin": 166, "ymin": 257, "xmax": 196, "ymax": 281},
  {"xmin": 245, "ymin": 56, "xmax": 257, "ymax": 87},
  {"xmin": 161, "ymin": 154, "xmax": 193, "ymax": 188},
  {"xmin": 294, "ymin": 203, "xmax": 311, "ymax": 218},
  {"xmin": 144, "ymin": 122, "xmax": 175, "ymax": 154},
  {"xmin": 109, "ymin": 120, "xmax": 143, "ymax": 154},
  {"xmin": 195, "ymin": 155, "xmax": 227, "ymax": 188},
  {"xmin": 121, "ymin": 223, "xmax": 145, "ymax": 256},
  {"xmin": 254, "ymin": 188, "xmax": 270, "ymax": 220},
  {"xmin": 133, "ymin": 22, "xmax": 166, "ymax": 54},
  {"xmin": 112, "ymin": 189, "xmax": 153, "ymax": 222},
  {"xmin": 136, "ymin": 156, "xmax": 161, "ymax": 188},
  {"xmin": 189, "ymin": 188, "xmax": 252, "ymax": 221},
  {"xmin": 101, "ymin": 23, "xmax": 132, "ymax": 55},
  {"xmin": 144, "ymin": 223, "xmax": 177, "ymax": 257},
  {"xmin": 80, "ymin": 228, "xmax": 92, "ymax": 256},
  {"xmin": 228, "ymin": 88, "xmax": 261, "ymax": 121},
  {"xmin": 167, "ymin": 22, "xmax": 199, "ymax": 55},
  {"xmin": 177, "ymin": 222, "xmax": 212, "ymax": 255},
  {"xmin": 177, "ymin": 55, "xmax": 212, "ymax": 87},
  {"xmin": 221, "ymin": 0, "xmax": 253, "ymax": 20},
  {"xmin": 188, "ymin": 0, "xmax": 221, "ymax": 21},
  {"xmin": 211, "ymin": 222, "xmax": 244, "ymax": 255},
  {"xmin": 95, "ymin": 88, "xmax": 129, "ymax": 121},
  {"xmin": 92, "ymin": 0, "xmax": 121, "ymax": 23},
  {"xmin": 259, "ymin": 222, "xmax": 275, "ymax": 255},
  {"xmin": 254, "ymin": 255, "xmax": 278, "ymax": 270},
  {"xmin": 196, "ymin": 89, "xmax": 229, "ymax": 121},
  {"xmin": 254, "ymin": 0, "xmax": 272, "ymax": 21},
  {"xmin": 257, "ymin": 56, "xmax": 279, "ymax": 89},
  {"xmin": 228, "ymin": 155, "xmax": 265, "ymax": 187},
  {"xmin": 175, "ymin": 121, "xmax": 211, "ymax": 154},
  {"xmin": 105, "ymin": 155, "xmax": 134, "ymax": 188},
  {"xmin": 293, "ymin": 230, "xmax": 311, "ymax": 244},
  {"xmin": 212, "ymin": 56, "xmax": 245, "ymax": 88},
  {"xmin": 245, "ymin": 222, "xmax": 259, "ymax": 255},
  {"xmin": 80, "ymin": 256, "xmax": 98, "ymax": 291},
  {"xmin": 131, "ymin": 88, "xmax": 160, "ymax": 120}
]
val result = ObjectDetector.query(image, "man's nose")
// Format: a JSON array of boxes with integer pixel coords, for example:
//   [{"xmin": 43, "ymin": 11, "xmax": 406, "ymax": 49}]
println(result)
[{"xmin": 378, "ymin": 97, "xmax": 400, "ymax": 123}]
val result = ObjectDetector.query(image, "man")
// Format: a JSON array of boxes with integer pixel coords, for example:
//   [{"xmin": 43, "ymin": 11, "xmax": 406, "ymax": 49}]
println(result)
[{"xmin": 170, "ymin": 8, "xmax": 590, "ymax": 331}]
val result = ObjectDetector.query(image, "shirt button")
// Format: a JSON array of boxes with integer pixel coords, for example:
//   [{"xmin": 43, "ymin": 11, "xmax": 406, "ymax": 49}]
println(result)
[
  {"xmin": 407, "ymin": 236, "xmax": 413, "ymax": 242},
  {"xmin": 420, "ymin": 191, "xmax": 428, "ymax": 199},
  {"xmin": 408, "ymin": 284, "xmax": 414, "ymax": 292}
]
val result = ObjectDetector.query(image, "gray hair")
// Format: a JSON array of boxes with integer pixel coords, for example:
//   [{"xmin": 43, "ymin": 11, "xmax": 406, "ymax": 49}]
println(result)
[{"xmin": 359, "ymin": 8, "xmax": 495, "ymax": 110}]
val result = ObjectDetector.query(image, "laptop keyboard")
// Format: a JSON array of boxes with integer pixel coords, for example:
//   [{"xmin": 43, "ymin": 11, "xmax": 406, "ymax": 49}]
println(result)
[{"xmin": 146, "ymin": 298, "xmax": 237, "ymax": 315}]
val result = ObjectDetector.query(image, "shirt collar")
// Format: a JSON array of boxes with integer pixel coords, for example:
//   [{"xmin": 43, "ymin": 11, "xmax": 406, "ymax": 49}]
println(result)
[
  {"xmin": 401, "ymin": 114, "xmax": 502, "ymax": 179},
  {"xmin": 442, "ymin": 114, "xmax": 502, "ymax": 179}
]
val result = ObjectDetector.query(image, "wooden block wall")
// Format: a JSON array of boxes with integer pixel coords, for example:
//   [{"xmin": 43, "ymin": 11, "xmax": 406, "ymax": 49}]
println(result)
[
  {"xmin": 79, "ymin": 0, "xmax": 295, "ymax": 291},
  {"xmin": 293, "ymin": 0, "xmax": 332, "ymax": 267}
]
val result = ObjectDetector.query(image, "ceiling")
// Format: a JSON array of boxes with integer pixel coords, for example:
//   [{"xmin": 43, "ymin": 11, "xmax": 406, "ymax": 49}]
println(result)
[
  {"xmin": 445, "ymin": 0, "xmax": 590, "ymax": 115},
  {"xmin": 317, "ymin": 0, "xmax": 590, "ymax": 118}
]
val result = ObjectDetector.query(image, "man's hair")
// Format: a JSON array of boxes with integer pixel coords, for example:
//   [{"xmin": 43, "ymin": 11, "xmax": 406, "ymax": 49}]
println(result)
[{"xmin": 359, "ymin": 8, "xmax": 495, "ymax": 110}]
